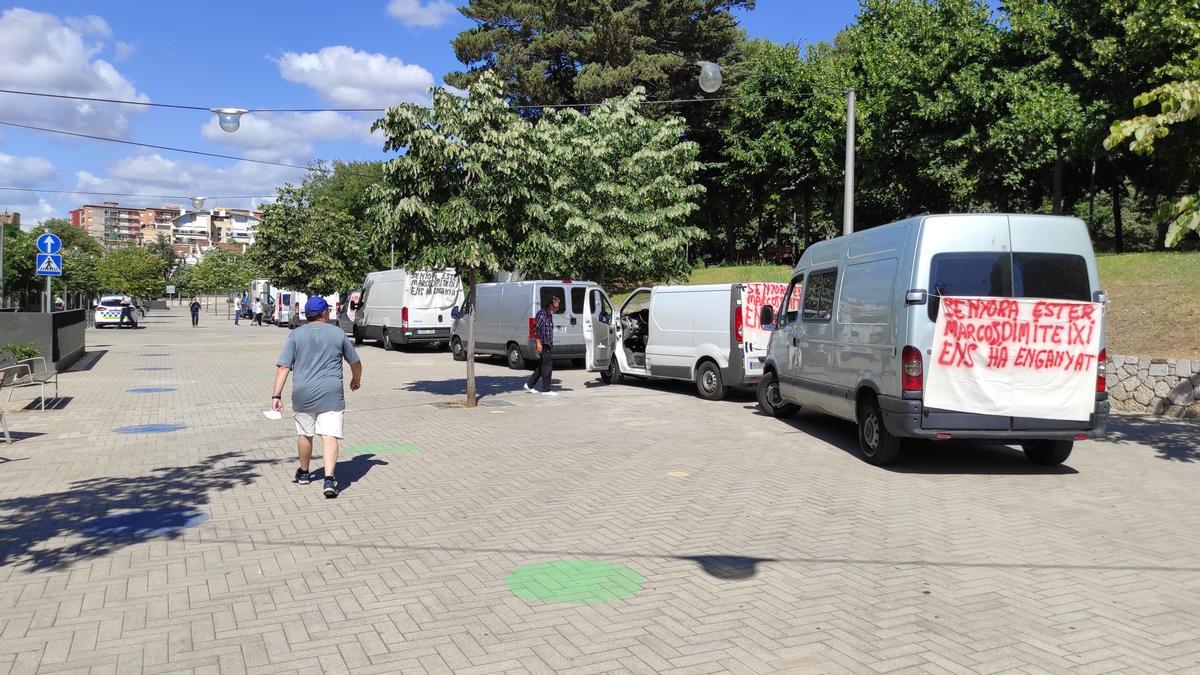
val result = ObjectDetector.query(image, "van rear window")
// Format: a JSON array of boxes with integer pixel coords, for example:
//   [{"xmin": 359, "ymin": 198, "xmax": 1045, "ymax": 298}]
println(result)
[
  {"xmin": 570, "ymin": 287, "xmax": 586, "ymax": 315},
  {"xmin": 539, "ymin": 287, "xmax": 566, "ymax": 314},
  {"xmin": 929, "ymin": 252, "xmax": 1090, "ymax": 320}
]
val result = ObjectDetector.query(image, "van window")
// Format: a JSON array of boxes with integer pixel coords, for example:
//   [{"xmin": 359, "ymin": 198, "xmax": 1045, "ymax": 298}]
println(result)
[
  {"xmin": 928, "ymin": 252, "xmax": 1089, "ymax": 320},
  {"xmin": 1013, "ymin": 253, "xmax": 1090, "ymax": 301},
  {"xmin": 839, "ymin": 259, "xmax": 896, "ymax": 325},
  {"xmin": 589, "ymin": 289, "xmax": 613, "ymax": 324},
  {"xmin": 802, "ymin": 270, "xmax": 837, "ymax": 322},
  {"xmin": 778, "ymin": 276, "xmax": 803, "ymax": 325},
  {"xmin": 539, "ymin": 286, "xmax": 566, "ymax": 313},
  {"xmin": 570, "ymin": 287, "xmax": 586, "ymax": 315}
]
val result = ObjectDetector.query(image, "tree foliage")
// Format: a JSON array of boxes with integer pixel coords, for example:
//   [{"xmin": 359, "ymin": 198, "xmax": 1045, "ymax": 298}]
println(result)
[
  {"xmin": 98, "ymin": 247, "xmax": 168, "ymax": 299},
  {"xmin": 192, "ymin": 249, "xmax": 259, "ymax": 294},
  {"xmin": 253, "ymin": 161, "xmax": 387, "ymax": 296}
]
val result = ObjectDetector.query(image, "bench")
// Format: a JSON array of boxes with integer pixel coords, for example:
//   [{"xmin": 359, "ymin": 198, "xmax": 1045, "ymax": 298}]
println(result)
[
  {"xmin": 0, "ymin": 373, "xmax": 12, "ymax": 443},
  {"xmin": 5, "ymin": 357, "xmax": 59, "ymax": 411}
]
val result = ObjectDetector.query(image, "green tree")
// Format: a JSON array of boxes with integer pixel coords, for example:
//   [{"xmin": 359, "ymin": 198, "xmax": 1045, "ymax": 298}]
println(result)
[
  {"xmin": 2, "ymin": 227, "xmax": 37, "ymax": 301},
  {"xmin": 253, "ymin": 161, "xmax": 386, "ymax": 296},
  {"xmin": 193, "ymin": 249, "xmax": 258, "ymax": 296},
  {"xmin": 371, "ymin": 72, "xmax": 535, "ymax": 406},
  {"xmin": 144, "ymin": 234, "xmax": 176, "ymax": 281},
  {"xmin": 27, "ymin": 218, "xmax": 103, "ymax": 296},
  {"xmin": 524, "ymin": 87, "xmax": 704, "ymax": 286},
  {"xmin": 98, "ymin": 247, "xmax": 167, "ymax": 299}
]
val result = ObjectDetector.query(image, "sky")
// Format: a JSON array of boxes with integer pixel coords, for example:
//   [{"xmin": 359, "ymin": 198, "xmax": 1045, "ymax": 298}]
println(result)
[{"xmin": 0, "ymin": 1, "xmax": 862, "ymax": 226}]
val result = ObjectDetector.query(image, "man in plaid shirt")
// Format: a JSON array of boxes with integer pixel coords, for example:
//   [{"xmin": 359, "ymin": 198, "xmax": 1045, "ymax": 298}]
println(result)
[{"xmin": 524, "ymin": 295, "xmax": 561, "ymax": 395}]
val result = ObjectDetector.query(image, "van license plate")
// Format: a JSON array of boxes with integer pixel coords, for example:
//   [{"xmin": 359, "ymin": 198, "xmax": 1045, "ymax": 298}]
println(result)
[
  {"xmin": 747, "ymin": 360, "xmax": 761, "ymax": 371},
  {"xmin": 418, "ymin": 329, "xmax": 433, "ymax": 334}
]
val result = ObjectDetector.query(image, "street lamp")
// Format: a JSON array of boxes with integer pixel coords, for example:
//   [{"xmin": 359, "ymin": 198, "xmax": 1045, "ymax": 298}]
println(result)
[
  {"xmin": 210, "ymin": 108, "xmax": 248, "ymax": 133},
  {"xmin": 698, "ymin": 61, "xmax": 856, "ymax": 235}
]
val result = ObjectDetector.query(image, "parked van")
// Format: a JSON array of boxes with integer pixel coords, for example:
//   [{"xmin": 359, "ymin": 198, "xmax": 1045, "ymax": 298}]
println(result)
[
  {"xmin": 353, "ymin": 269, "xmax": 463, "ymax": 350},
  {"xmin": 756, "ymin": 214, "xmax": 1109, "ymax": 467},
  {"xmin": 450, "ymin": 280, "xmax": 601, "ymax": 368},
  {"xmin": 582, "ymin": 283, "xmax": 787, "ymax": 400},
  {"xmin": 272, "ymin": 290, "xmax": 340, "ymax": 326},
  {"xmin": 337, "ymin": 289, "xmax": 362, "ymax": 334}
]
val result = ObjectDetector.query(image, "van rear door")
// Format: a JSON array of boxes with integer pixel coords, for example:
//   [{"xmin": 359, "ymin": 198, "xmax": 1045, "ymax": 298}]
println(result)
[{"xmin": 583, "ymin": 287, "xmax": 616, "ymax": 372}]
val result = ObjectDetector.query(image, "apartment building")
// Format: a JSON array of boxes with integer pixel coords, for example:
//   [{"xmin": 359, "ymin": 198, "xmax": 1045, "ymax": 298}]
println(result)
[
  {"xmin": 69, "ymin": 202, "xmax": 183, "ymax": 247},
  {"xmin": 0, "ymin": 211, "xmax": 19, "ymax": 228},
  {"xmin": 140, "ymin": 205, "xmax": 184, "ymax": 244}
]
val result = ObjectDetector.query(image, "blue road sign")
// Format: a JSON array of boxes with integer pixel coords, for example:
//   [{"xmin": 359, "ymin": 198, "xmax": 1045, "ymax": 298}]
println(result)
[
  {"xmin": 36, "ymin": 253, "xmax": 62, "ymax": 277},
  {"xmin": 37, "ymin": 233, "xmax": 62, "ymax": 255}
]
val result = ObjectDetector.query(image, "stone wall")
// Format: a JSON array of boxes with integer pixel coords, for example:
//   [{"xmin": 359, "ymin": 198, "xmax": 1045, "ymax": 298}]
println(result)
[{"xmin": 1107, "ymin": 355, "xmax": 1200, "ymax": 418}]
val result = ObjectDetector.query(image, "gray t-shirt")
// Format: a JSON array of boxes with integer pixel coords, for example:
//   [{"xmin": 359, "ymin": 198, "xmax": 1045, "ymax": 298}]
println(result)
[{"xmin": 276, "ymin": 321, "xmax": 360, "ymax": 413}]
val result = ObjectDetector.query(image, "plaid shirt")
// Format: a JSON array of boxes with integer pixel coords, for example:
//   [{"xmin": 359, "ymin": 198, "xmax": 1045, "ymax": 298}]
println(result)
[{"xmin": 534, "ymin": 307, "xmax": 555, "ymax": 345}]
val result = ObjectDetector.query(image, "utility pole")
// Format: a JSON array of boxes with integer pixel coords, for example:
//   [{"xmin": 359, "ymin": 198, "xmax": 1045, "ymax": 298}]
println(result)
[{"xmin": 843, "ymin": 88, "xmax": 856, "ymax": 236}]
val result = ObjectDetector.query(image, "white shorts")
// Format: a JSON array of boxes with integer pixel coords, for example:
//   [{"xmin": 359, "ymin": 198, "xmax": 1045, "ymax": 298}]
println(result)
[{"xmin": 293, "ymin": 410, "xmax": 345, "ymax": 439}]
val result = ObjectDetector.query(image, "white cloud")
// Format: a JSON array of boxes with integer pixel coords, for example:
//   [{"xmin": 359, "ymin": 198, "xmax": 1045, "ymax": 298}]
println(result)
[
  {"xmin": 0, "ymin": 8, "xmax": 148, "ymax": 137},
  {"xmin": 200, "ymin": 111, "xmax": 374, "ymax": 163},
  {"xmin": 113, "ymin": 41, "xmax": 135, "ymax": 62},
  {"xmin": 386, "ymin": 0, "xmax": 457, "ymax": 28},
  {"xmin": 0, "ymin": 153, "xmax": 55, "ymax": 186},
  {"xmin": 275, "ymin": 45, "xmax": 435, "ymax": 108},
  {"xmin": 75, "ymin": 154, "xmax": 302, "ymax": 206}
]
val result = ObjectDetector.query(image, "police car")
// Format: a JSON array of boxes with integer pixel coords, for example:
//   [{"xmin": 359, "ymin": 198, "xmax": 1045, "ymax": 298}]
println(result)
[{"xmin": 94, "ymin": 295, "xmax": 134, "ymax": 328}]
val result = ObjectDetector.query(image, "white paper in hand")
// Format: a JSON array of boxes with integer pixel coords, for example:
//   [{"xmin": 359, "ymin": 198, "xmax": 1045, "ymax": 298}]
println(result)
[{"xmin": 262, "ymin": 410, "xmax": 282, "ymax": 420}]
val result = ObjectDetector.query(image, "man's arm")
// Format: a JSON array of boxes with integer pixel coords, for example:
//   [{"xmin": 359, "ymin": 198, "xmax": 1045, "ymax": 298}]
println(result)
[
  {"xmin": 349, "ymin": 361, "xmax": 362, "ymax": 391},
  {"xmin": 272, "ymin": 366, "xmax": 290, "ymax": 411}
]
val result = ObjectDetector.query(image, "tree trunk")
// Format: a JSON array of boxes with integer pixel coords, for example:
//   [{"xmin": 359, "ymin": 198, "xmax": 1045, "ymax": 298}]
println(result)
[
  {"xmin": 1152, "ymin": 194, "xmax": 1166, "ymax": 250},
  {"xmin": 802, "ymin": 188, "xmax": 813, "ymax": 250},
  {"xmin": 725, "ymin": 219, "xmax": 736, "ymax": 263},
  {"xmin": 1087, "ymin": 160, "xmax": 1097, "ymax": 240},
  {"xmin": 1052, "ymin": 149, "xmax": 1064, "ymax": 215},
  {"xmin": 465, "ymin": 267, "xmax": 478, "ymax": 407},
  {"xmin": 1110, "ymin": 180, "xmax": 1125, "ymax": 254}
]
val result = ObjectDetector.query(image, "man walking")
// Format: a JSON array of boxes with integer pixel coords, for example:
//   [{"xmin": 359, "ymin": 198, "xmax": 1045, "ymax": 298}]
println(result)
[
  {"xmin": 189, "ymin": 297, "xmax": 201, "ymax": 327},
  {"xmin": 524, "ymin": 295, "xmax": 559, "ymax": 396},
  {"xmin": 272, "ymin": 296, "xmax": 362, "ymax": 498},
  {"xmin": 253, "ymin": 298, "xmax": 264, "ymax": 326},
  {"xmin": 234, "ymin": 296, "xmax": 242, "ymax": 325}
]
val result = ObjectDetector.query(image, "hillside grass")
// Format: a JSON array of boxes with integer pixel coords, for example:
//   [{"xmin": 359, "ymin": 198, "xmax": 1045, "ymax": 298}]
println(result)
[{"xmin": 621, "ymin": 252, "xmax": 1199, "ymax": 358}]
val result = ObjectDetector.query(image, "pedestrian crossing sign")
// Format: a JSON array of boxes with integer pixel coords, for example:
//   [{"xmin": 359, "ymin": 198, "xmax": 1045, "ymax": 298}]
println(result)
[{"xmin": 36, "ymin": 253, "xmax": 63, "ymax": 277}]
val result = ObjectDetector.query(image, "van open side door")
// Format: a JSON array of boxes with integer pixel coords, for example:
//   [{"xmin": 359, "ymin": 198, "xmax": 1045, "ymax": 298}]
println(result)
[{"xmin": 583, "ymin": 287, "xmax": 616, "ymax": 372}]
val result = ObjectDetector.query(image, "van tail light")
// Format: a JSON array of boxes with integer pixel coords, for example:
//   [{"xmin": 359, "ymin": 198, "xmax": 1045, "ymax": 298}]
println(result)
[
  {"xmin": 529, "ymin": 317, "xmax": 536, "ymax": 338},
  {"xmin": 1096, "ymin": 348, "xmax": 1107, "ymax": 393},
  {"xmin": 902, "ymin": 346, "xmax": 923, "ymax": 393},
  {"xmin": 401, "ymin": 307, "xmax": 409, "ymax": 329},
  {"xmin": 734, "ymin": 307, "xmax": 744, "ymax": 344}
]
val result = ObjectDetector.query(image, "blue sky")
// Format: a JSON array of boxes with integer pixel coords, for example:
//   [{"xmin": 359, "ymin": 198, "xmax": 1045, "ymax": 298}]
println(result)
[{"xmin": 0, "ymin": 1, "xmax": 861, "ymax": 225}]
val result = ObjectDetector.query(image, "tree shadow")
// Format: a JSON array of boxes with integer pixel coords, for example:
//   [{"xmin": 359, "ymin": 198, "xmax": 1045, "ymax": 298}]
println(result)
[
  {"xmin": 309, "ymin": 453, "xmax": 388, "ymax": 495},
  {"xmin": 1103, "ymin": 415, "xmax": 1200, "ymax": 462},
  {"xmin": 754, "ymin": 408, "xmax": 1078, "ymax": 475},
  {"xmin": 0, "ymin": 452, "xmax": 280, "ymax": 571},
  {"xmin": 681, "ymin": 555, "xmax": 773, "ymax": 580},
  {"xmin": 400, "ymin": 376, "xmax": 572, "ymax": 399}
]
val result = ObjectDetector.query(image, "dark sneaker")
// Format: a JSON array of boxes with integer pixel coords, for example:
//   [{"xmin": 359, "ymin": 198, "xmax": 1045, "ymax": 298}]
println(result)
[
  {"xmin": 323, "ymin": 477, "xmax": 339, "ymax": 498},
  {"xmin": 294, "ymin": 468, "xmax": 311, "ymax": 485}
]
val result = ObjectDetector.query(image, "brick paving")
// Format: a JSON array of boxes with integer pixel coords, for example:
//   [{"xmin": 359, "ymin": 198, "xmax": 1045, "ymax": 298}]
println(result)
[{"xmin": 0, "ymin": 305, "xmax": 1198, "ymax": 673}]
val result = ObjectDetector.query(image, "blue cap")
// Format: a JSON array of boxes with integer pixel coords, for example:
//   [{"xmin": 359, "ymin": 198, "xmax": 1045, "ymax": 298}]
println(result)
[{"xmin": 304, "ymin": 296, "xmax": 329, "ymax": 315}]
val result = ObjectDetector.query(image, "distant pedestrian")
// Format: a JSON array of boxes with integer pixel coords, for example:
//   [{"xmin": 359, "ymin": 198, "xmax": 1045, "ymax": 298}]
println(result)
[
  {"xmin": 52, "ymin": 294, "xmax": 65, "ymax": 311},
  {"xmin": 119, "ymin": 299, "xmax": 137, "ymax": 328},
  {"xmin": 189, "ymin": 298, "xmax": 201, "ymax": 327},
  {"xmin": 524, "ymin": 295, "xmax": 560, "ymax": 396},
  {"xmin": 234, "ymin": 296, "xmax": 242, "ymax": 325},
  {"xmin": 289, "ymin": 302, "xmax": 301, "ymax": 329},
  {"xmin": 253, "ymin": 299, "xmax": 264, "ymax": 326},
  {"xmin": 271, "ymin": 297, "xmax": 362, "ymax": 498}
]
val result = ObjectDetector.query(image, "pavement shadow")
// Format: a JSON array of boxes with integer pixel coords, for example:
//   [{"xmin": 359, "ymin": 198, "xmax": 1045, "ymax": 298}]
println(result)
[
  {"xmin": 64, "ymin": 350, "xmax": 107, "ymax": 372},
  {"xmin": 1102, "ymin": 415, "xmax": 1200, "ymax": 462},
  {"xmin": 400, "ymin": 376, "xmax": 573, "ymax": 399},
  {"xmin": 310, "ymin": 453, "xmax": 388, "ymax": 494},
  {"xmin": 0, "ymin": 451, "xmax": 280, "ymax": 571},
  {"xmin": 681, "ymin": 555, "xmax": 773, "ymax": 580},
  {"xmin": 755, "ymin": 407, "xmax": 1078, "ymax": 475}
]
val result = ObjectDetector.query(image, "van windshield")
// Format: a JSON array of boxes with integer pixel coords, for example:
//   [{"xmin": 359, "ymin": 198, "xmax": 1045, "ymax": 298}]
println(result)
[{"xmin": 929, "ymin": 252, "xmax": 1090, "ymax": 320}]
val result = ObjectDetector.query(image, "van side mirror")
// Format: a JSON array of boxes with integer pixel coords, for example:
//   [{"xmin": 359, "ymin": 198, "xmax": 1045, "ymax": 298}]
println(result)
[
  {"xmin": 760, "ymin": 305, "xmax": 775, "ymax": 329},
  {"xmin": 451, "ymin": 306, "xmax": 461, "ymax": 320}
]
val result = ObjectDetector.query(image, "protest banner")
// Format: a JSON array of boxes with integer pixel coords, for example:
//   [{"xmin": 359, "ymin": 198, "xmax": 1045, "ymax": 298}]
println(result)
[
  {"xmin": 924, "ymin": 296, "xmax": 1103, "ymax": 421},
  {"xmin": 407, "ymin": 269, "xmax": 462, "ymax": 309},
  {"xmin": 742, "ymin": 282, "xmax": 788, "ymax": 349}
]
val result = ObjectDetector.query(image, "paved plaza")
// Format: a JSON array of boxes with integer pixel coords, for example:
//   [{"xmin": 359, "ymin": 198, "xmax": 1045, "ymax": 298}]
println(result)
[{"xmin": 0, "ymin": 306, "xmax": 1198, "ymax": 674}]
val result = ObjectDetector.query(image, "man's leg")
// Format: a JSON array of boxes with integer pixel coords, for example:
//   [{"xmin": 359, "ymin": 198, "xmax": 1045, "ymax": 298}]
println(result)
[
  {"xmin": 540, "ymin": 348, "xmax": 553, "ymax": 391},
  {"xmin": 525, "ymin": 356, "xmax": 541, "ymax": 389},
  {"xmin": 294, "ymin": 413, "xmax": 316, "ymax": 484},
  {"xmin": 316, "ymin": 411, "xmax": 344, "ymax": 497},
  {"xmin": 321, "ymin": 435, "xmax": 339, "ymax": 479},
  {"xmin": 297, "ymin": 435, "xmax": 313, "ymax": 471}
]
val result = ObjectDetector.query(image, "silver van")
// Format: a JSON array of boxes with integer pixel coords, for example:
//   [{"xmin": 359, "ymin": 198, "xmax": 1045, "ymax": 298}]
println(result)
[
  {"xmin": 450, "ymin": 280, "xmax": 601, "ymax": 368},
  {"xmin": 756, "ymin": 214, "xmax": 1110, "ymax": 467}
]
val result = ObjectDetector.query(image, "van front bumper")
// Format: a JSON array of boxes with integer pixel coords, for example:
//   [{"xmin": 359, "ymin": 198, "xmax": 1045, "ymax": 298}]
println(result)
[
  {"xmin": 878, "ymin": 395, "xmax": 1110, "ymax": 440},
  {"xmin": 398, "ymin": 327, "xmax": 451, "ymax": 344}
]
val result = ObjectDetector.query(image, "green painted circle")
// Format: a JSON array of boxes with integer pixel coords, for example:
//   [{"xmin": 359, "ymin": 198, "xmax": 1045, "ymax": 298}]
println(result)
[
  {"xmin": 506, "ymin": 560, "xmax": 644, "ymax": 604},
  {"xmin": 345, "ymin": 442, "xmax": 421, "ymax": 455}
]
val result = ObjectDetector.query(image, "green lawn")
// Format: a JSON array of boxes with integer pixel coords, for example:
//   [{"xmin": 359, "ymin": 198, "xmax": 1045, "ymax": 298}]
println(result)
[{"xmin": 623, "ymin": 252, "xmax": 1199, "ymax": 358}]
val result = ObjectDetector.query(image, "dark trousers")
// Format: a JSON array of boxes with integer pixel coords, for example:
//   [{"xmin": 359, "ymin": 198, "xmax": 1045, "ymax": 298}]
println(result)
[
  {"xmin": 254, "ymin": 313, "xmax": 263, "ymax": 326},
  {"xmin": 191, "ymin": 311, "xmax": 199, "ymax": 327},
  {"xmin": 526, "ymin": 345, "xmax": 553, "ymax": 391},
  {"xmin": 119, "ymin": 309, "xmax": 136, "ymax": 328}
]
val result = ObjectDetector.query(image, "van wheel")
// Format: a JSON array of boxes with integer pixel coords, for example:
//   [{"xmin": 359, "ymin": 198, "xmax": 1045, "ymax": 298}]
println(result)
[
  {"xmin": 857, "ymin": 396, "xmax": 902, "ymax": 466},
  {"xmin": 382, "ymin": 330, "xmax": 395, "ymax": 351},
  {"xmin": 600, "ymin": 358, "xmax": 623, "ymax": 385},
  {"xmin": 451, "ymin": 337, "xmax": 466, "ymax": 361},
  {"xmin": 506, "ymin": 343, "xmax": 526, "ymax": 370},
  {"xmin": 757, "ymin": 371, "xmax": 799, "ymax": 418},
  {"xmin": 695, "ymin": 361, "xmax": 728, "ymax": 401},
  {"xmin": 1022, "ymin": 440, "xmax": 1073, "ymax": 466}
]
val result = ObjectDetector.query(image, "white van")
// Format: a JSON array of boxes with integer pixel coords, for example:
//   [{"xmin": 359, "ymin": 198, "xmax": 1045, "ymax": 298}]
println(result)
[
  {"xmin": 756, "ymin": 214, "xmax": 1110, "ymax": 467},
  {"xmin": 353, "ymin": 269, "xmax": 463, "ymax": 350},
  {"xmin": 450, "ymin": 280, "xmax": 601, "ymax": 368},
  {"xmin": 582, "ymin": 283, "xmax": 787, "ymax": 400},
  {"xmin": 271, "ymin": 289, "xmax": 340, "ymax": 326}
]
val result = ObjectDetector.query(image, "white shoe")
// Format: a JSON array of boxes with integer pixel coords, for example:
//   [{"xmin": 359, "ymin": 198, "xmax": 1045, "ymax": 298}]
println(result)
[
  {"xmin": 541, "ymin": 390, "xmax": 559, "ymax": 397},
  {"xmin": 523, "ymin": 384, "xmax": 534, "ymax": 393}
]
